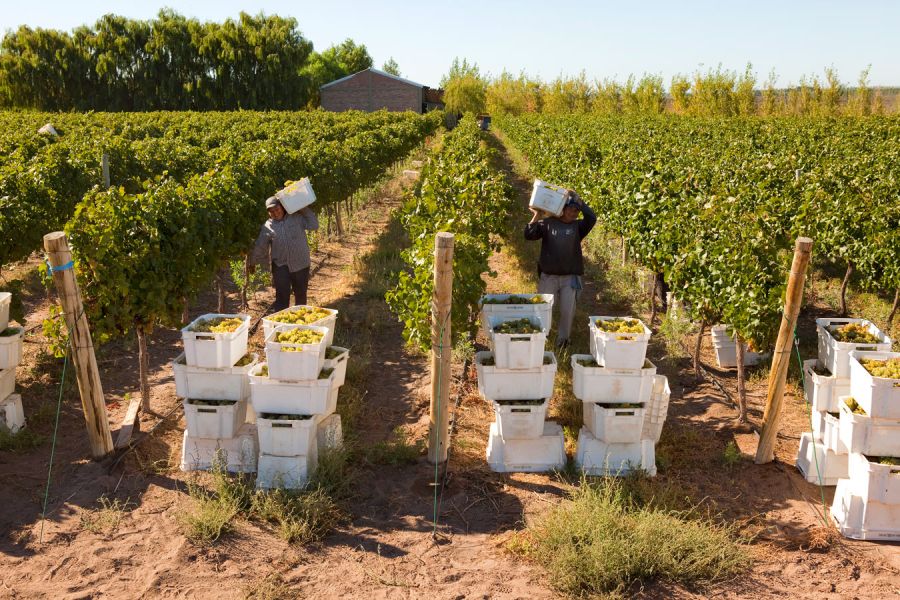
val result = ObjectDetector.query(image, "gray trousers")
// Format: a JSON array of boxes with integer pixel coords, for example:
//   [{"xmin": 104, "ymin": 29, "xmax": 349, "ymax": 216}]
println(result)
[{"xmin": 538, "ymin": 273, "xmax": 580, "ymax": 344}]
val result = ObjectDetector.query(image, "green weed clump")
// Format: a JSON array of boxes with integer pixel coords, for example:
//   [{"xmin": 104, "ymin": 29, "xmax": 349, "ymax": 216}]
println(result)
[{"xmin": 509, "ymin": 476, "xmax": 749, "ymax": 598}]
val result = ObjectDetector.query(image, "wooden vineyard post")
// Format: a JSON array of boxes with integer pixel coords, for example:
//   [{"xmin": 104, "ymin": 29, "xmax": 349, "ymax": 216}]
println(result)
[
  {"xmin": 43, "ymin": 232, "xmax": 114, "ymax": 459},
  {"xmin": 101, "ymin": 153, "xmax": 110, "ymax": 188},
  {"xmin": 755, "ymin": 237, "xmax": 813, "ymax": 464},
  {"xmin": 428, "ymin": 233, "xmax": 454, "ymax": 464}
]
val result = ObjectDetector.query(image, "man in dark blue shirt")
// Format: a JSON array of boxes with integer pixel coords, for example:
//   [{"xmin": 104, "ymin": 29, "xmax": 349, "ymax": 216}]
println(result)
[{"xmin": 524, "ymin": 191, "xmax": 597, "ymax": 349}]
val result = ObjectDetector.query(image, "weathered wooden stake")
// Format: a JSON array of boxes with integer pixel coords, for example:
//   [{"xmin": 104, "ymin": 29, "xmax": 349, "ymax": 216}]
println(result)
[
  {"xmin": 428, "ymin": 232, "xmax": 454, "ymax": 464},
  {"xmin": 755, "ymin": 237, "xmax": 813, "ymax": 464},
  {"xmin": 101, "ymin": 153, "xmax": 110, "ymax": 188},
  {"xmin": 135, "ymin": 324, "xmax": 151, "ymax": 412},
  {"xmin": 43, "ymin": 232, "xmax": 114, "ymax": 459}
]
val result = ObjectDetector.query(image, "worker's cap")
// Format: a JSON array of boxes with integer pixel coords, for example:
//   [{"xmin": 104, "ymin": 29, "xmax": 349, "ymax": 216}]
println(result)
[
  {"xmin": 564, "ymin": 192, "xmax": 580, "ymax": 207},
  {"xmin": 265, "ymin": 196, "xmax": 280, "ymax": 210}
]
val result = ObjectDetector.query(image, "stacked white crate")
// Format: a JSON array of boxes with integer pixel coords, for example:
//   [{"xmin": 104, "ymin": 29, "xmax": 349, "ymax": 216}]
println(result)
[
  {"xmin": 575, "ymin": 316, "xmax": 667, "ymax": 476},
  {"xmin": 478, "ymin": 295, "xmax": 564, "ymax": 473},
  {"xmin": 177, "ymin": 313, "xmax": 259, "ymax": 473},
  {"xmin": 250, "ymin": 308, "xmax": 347, "ymax": 489},
  {"xmin": 0, "ymin": 292, "xmax": 25, "ymax": 433},
  {"xmin": 830, "ymin": 349, "xmax": 900, "ymax": 541},
  {"xmin": 709, "ymin": 325, "xmax": 768, "ymax": 369},
  {"xmin": 795, "ymin": 319, "xmax": 892, "ymax": 486}
]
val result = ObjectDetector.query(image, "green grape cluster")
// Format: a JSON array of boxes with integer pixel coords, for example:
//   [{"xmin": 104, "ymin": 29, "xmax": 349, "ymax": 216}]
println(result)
[
  {"xmin": 325, "ymin": 346, "xmax": 343, "ymax": 360},
  {"xmin": 830, "ymin": 323, "xmax": 880, "ymax": 344},
  {"xmin": 190, "ymin": 316, "xmax": 243, "ymax": 333},
  {"xmin": 877, "ymin": 457, "xmax": 900, "ymax": 466},
  {"xmin": 493, "ymin": 318, "xmax": 541, "ymax": 334},
  {"xmin": 0, "ymin": 327, "xmax": 21, "ymax": 337},
  {"xmin": 259, "ymin": 413, "xmax": 313, "ymax": 421},
  {"xmin": 318, "ymin": 367, "xmax": 334, "ymax": 379},
  {"xmin": 483, "ymin": 295, "xmax": 546, "ymax": 305},
  {"xmin": 595, "ymin": 318, "xmax": 644, "ymax": 334},
  {"xmin": 270, "ymin": 306, "xmax": 332, "ymax": 325},
  {"xmin": 275, "ymin": 328, "xmax": 325, "ymax": 350},
  {"xmin": 257, "ymin": 365, "xmax": 269, "ymax": 377},
  {"xmin": 233, "ymin": 353, "xmax": 254, "ymax": 367},
  {"xmin": 187, "ymin": 398, "xmax": 237, "ymax": 406},
  {"xmin": 844, "ymin": 397, "xmax": 867, "ymax": 415},
  {"xmin": 495, "ymin": 399, "xmax": 545, "ymax": 406},
  {"xmin": 860, "ymin": 357, "xmax": 900, "ymax": 380}
]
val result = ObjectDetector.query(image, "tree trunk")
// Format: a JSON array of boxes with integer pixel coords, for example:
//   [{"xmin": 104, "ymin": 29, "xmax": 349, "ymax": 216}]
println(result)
[
  {"xmin": 693, "ymin": 321, "xmax": 707, "ymax": 381},
  {"xmin": 136, "ymin": 324, "xmax": 151, "ymax": 412},
  {"xmin": 735, "ymin": 334, "xmax": 747, "ymax": 423},
  {"xmin": 334, "ymin": 202, "xmax": 345, "ymax": 237},
  {"xmin": 887, "ymin": 288, "xmax": 899, "ymax": 329},
  {"xmin": 182, "ymin": 297, "xmax": 189, "ymax": 325},
  {"xmin": 621, "ymin": 238, "xmax": 628, "ymax": 266},
  {"xmin": 217, "ymin": 270, "xmax": 226, "ymax": 313},
  {"xmin": 649, "ymin": 275, "xmax": 659, "ymax": 326},
  {"xmin": 839, "ymin": 261, "xmax": 854, "ymax": 316},
  {"xmin": 241, "ymin": 255, "xmax": 249, "ymax": 310}
]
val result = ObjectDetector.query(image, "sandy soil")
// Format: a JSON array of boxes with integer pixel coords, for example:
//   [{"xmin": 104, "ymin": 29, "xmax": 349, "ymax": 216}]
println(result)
[{"xmin": 0, "ymin": 134, "xmax": 897, "ymax": 599}]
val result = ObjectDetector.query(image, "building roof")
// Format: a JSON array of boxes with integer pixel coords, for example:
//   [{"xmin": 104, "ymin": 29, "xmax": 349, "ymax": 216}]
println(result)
[{"xmin": 320, "ymin": 68, "xmax": 426, "ymax": 90}]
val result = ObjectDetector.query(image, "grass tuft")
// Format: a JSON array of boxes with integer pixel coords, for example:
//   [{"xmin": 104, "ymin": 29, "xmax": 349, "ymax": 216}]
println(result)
[
  {"xmin": 367, "ymin": 427, "xmax": 423, "ymax": 466},
  {"xmin": 509, "ymin": 476, "xmax": 749, "ymax": 598},
  {"xmin": 80, "ymin": 495, "xmax": 133, "ymax": 534},
  {"xmin": 0, "ymin": 427, "xmax": 45, "ymax": 452}
]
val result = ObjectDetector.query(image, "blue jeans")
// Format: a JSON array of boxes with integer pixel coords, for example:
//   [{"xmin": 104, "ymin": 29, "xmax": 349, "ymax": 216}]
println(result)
[{"xmin": 272, "ymin": 263, "xmax": 310, "ymax": 312}]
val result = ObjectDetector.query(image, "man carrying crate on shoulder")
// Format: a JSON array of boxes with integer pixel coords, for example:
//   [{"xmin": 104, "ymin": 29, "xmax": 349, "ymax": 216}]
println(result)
[
  {"xmin": 524, "ymin": 190, "xmax": 596, "ymax": 350},
  {"xmin": 249, "ymin": 196, "xmax": 319, "ymax": 312}
]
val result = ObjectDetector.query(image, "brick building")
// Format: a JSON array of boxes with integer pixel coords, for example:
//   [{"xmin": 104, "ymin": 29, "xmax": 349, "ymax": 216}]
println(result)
[{"xmin": 320, "ymin": 68, "xmax": 443, "ymax": 114}]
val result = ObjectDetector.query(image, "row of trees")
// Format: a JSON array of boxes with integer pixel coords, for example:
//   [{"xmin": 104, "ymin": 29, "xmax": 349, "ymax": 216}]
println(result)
[
  {"xmin": 0, "ymin": 11, "xmax": 389, "ymax": 110},
  {"xmin": 442, "ymin": 60, "xmax": 893, "ymax": 117}
]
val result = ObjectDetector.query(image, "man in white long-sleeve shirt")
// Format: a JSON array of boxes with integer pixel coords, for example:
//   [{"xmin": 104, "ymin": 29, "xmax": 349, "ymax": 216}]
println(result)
[{"xmin": 249, "ymin": 196, "xmax": 319, "ymax": 312}]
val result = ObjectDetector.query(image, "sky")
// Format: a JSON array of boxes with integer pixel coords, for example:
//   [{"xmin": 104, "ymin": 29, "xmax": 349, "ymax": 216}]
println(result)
[{"xmin": 1, "ymin": 0, "xmax": 898, "ymax": 88}]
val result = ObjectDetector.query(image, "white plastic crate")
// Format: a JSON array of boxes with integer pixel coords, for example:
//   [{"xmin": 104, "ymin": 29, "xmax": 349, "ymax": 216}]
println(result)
[
  {"xmin": 323, "ymin": 347, "xmax": 349, "ymax": 388},
  {"xmin": 795, "ymin": 432, "xmax": 848, "ymax": 485},
  {"xmin": 492, "ymin": 399, "xmax": 548, "ymax": 440},
  {"xmin": 0, "ymin": 292, "xmax": 10, "ymax": 331},
  {"xmin": 802, "ymin": 359, "xmax": 850, "ymax": 413},
  {"xmin": 486, "ymin": 421, "xmax": 566, "ymax": 473},
  {"xmin": 641, "ymin": 375, "xmax": 671, "ymax": 443},
  {"xmin": 172, "ymin": 352, "xmax": 258, "ymax": 401},
  {"xmin": 709, "ymin": 325, "xmax": 767, "ymax": 369},
  {"xmin": 180, "ymin": 425, "xmax": 258, "ymax": 473},
  {"xmin": 479, "ymin": 294, "xmax": 554, "ymax": 335},
  {"xmin": 257, "ymin": 414, "xmax": 318, "ymax": 457},
  {"xmin": 316, "ymin": 413, "xmax": 343, "ymax": 452},
  {"xmin": 821, "ymin": 411, "xmax": 846, "ymax": 454},
  {"xmin": 275, "ymin": 177, "xmax": 316, "ymax": 214},
  {"xmin": 265, "ymin": 325, "xmax": 328, "ymax": 380},
  {"xmin": 261, "ymin": 305, "xmax": 338, "ymax": 344},
  {"xmin": 583, "ymin": 402, "xmax": 645, "ymax": 444},
  {"xmin": 248, "ymin": 363, "xmax": 338, "ymax": 415},
  {"xmin": 475, "ymin": 351, "xmax": 556, "ymax": 401},
  {"xmin": 0, "ymin": 367, "xmax": 14, "ymax": 402},
  {"xmin": 487, "ymin": 315, "xmax": 548, "ymax": 370},
  {"xmin": 589, "ymin": 316, "xmax": 651, "ymax": 370},
  {"xmin": 0, "ymin": 326, "xmax": 24, "ymax": 370},
  {"xmin": 571, "ymin": 354, "xmax": 656, "ymax": 403},
  {"xmin": 576, "ymin": 428, "xmax": 656, "ymax": 477},
  {"xmin": 831, "ymin": 478, "xmax": 900, "ymax": 541},
  {"xmin": 847, "ymin": 452, "xmax": 900, "ymax": 504},
  {"xmin": 849, "ymin": 351, "xmax": 900, "ymax": 419},
  {"xmin": 810, "ymin": 409, "xmax": 826, "ymax": 439},
  {"xmin": 1, "ymin": 394, "xmax": 25, "ymax": 433},
  {"xmin": 816, "ymin": 318, "xmax": 892, "ymax": 379},
  {"xmin": 256, "ymin": 451, "xmax": 318, "ymax": 490},
  {"xmin": 181, "ymin": 313, "xmax": 250, "ymax": 369},
  {"xmin": 529, "ymin": 179, "xmax": 568, "ymax": 216},
  {"xmin": 183, "ymin": 399, "xmax": 247, "ymax": 440},
  {"xmin": 838, "ymin": 396, "xmax": 900, "ymax": 456}
]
